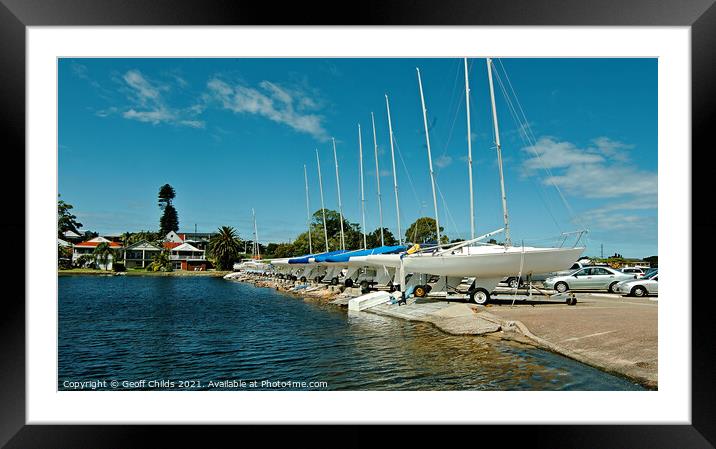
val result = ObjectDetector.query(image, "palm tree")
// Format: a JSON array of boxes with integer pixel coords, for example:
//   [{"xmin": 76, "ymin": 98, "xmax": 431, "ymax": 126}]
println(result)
[
  {"xmin": 93, "ymin": 242, "xmax": 115, "ymax": 271},
  {"xmin": 148, "ymin": 250, "xmax": 172, "ymax": 272},
  {"xmin": 208, "ymin": 226, "xmax": 242, "ymax": 270}
]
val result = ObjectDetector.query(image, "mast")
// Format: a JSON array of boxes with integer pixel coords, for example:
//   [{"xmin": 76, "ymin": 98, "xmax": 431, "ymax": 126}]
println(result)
[
  {"xmin": 358, "ymin": 124, "xmax": 367, "ymax": 250},
  {"xmin": 464, "ymin": 58, "xmax": 475, "ymax": 241},
  {"xmin": 371, "ymin": 112, "xmax": 385, "ymax": 246},
  {"xmin": 315, "ymin": 148, "xmax": 330, "ymax": 252},
  {"xmin": 303, "ymin": 164, "xmax": 313, "ymax": 254},
  {"xmin": 332, "ymin": 137, "xmax": 346, "ymax": 250},
  {"xmin": 486, "ymin": 57, "xmax": 511, "ymax": 245},
  {"xmin": 385, "ymin": 94, "xmax": 402, "ymax": 246},
  {"xmin": 252, "ymin": 208, "xmax": 260, "ymax": 259},
  {"xmin": 416, "ymin": 67, "xmax": 441, "ymax": 247}
]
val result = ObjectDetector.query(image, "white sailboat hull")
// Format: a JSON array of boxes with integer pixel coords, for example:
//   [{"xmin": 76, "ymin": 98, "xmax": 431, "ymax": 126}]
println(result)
[
  {"xmin": 402, "ymin": 246, "xmax": 585, "ymax": 278},
  {"xmin": 350, "ymin": 254, "xmax": 402, "ymax": 269}
]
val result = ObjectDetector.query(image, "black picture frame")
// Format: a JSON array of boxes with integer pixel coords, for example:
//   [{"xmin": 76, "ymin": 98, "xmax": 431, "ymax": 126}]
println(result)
[{"xmin": 1, "ymin": 0, "xmax": 713, "ymax": 447}]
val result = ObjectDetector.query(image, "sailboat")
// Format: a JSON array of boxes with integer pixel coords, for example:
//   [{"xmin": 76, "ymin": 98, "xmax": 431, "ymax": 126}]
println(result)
[{"xmin": 398, "ymin": 59, "xmax": 584, "ymax": 302}]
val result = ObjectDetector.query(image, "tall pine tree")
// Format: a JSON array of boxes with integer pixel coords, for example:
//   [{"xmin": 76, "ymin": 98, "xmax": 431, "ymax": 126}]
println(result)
[{"xmin": 158, "ymin": 184, "xmax": 179, "ymax": 234}]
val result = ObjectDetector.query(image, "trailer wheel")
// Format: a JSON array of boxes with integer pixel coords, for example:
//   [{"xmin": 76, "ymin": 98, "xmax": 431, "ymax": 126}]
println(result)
[
  {"xmin": 300, "ymin": 276, "xmax": 307, "ymax": 283},
  {"xmin": 414, "ymin": 285, "xmax": 427, "ymax": 298},
  {"xmin": 344, "ymin": 278, "xmax": 354, "ymax": 288},
  {"xmin": 470, "ymin": 288, "xmax": 490, "ymax": 305},
  {"xmin": 330, "ymin": 277, "xmax": 338, "ymax": 286},
  {"xmin": 387, "ymin": 281, "xmax": 395, "ymax": 293},
  {"xmin": 507, "ymin": 277, "xmax": 520, "ymax": 289},
  {"xmin": 359, "ymin": 280, "xmax": 369, "ymax": 290}
]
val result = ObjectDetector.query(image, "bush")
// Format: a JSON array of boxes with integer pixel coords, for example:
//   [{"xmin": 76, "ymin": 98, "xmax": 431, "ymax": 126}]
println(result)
[{"xmin": 112, "ymin": 262, "xmax": 126, "ymax": 272}]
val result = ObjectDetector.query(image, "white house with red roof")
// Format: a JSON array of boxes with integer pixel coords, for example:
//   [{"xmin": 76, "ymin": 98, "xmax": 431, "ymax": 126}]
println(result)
[{"xmin": 72, "ymin": 236, "xmax": 123, "ymax": 269}]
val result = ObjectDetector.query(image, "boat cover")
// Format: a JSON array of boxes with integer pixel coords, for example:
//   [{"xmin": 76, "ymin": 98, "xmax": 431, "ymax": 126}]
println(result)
[
  {"xmin": 288, "ymin": 249, "xmax": 347, "ymax": 264},
  {"xmin": 323, "ymin": 245, "xmax": 407, "ymax": 263}
]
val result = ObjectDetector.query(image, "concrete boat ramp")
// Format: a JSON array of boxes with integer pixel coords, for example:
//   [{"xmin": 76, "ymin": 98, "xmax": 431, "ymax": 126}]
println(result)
[{"xmin": 341, "ymin": 292, "xmax": 501, "ymax": 336}]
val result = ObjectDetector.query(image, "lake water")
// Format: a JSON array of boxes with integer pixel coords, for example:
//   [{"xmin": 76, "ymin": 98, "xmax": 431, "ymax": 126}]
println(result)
[{"xmin": 58, "ymin": 275, "xmax": 643, "ymax": 391}]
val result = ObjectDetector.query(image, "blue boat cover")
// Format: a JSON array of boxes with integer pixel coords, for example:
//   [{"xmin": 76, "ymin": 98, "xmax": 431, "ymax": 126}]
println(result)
[
  {"xmin": 323, "ymin": 245, "xmax": 407, "ymax": 263},
  {"xmin": 288, "ymin": 249, "xmax": 347, "ymax": 264}
]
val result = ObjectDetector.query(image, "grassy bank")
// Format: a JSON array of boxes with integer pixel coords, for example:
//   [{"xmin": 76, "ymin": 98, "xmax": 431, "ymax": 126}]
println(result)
[{"xmin": 58, "ymin": 268, "xmax": 231, "ymax": 277}]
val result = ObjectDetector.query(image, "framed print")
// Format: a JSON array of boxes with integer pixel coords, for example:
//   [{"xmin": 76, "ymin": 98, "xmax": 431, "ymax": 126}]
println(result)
[{"xmin": 2, "ymin": 0, "xmax": 714, "ymax": 447}]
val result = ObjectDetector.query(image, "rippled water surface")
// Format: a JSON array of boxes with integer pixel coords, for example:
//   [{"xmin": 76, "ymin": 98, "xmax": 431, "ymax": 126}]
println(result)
[{"xmin": 58, "ymin": 276, "xmax": 643, "ymax": 390}]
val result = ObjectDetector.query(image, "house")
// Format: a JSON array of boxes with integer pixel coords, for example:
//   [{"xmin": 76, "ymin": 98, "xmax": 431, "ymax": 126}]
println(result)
[
  {"xmin": 123, "ymin": 240, "xmax": 162, "ymax": 269},
  {"xmin": 62, "ymin": 230, "xmax": 83, "ymax": 242},
  {"xmin": 169, "ymin": 242, "xmax": 208, "ymax": 271},
  {"xmin": 72, "ymin": 236, "xmax": 123, "ymax": 269}
]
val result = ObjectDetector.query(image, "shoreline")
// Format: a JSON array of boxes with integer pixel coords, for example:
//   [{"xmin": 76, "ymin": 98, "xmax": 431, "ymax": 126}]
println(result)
[
  {"xmin": 230, "ymin": 272, "xmax": 657, "ymax": 390},
  {"xmin": 58, "ymin": 269, "xmax": 231, "ymax": 277}
]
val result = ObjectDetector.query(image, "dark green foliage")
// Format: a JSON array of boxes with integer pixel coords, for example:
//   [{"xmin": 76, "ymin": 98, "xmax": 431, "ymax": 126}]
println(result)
[
  {"xmin": 404, "ymin": 217, "xmax": 449, "ymax": 244},
  {"xmin": 57, "ymin": 195, "xmax": 83, "ymax": 237},
  {"xmin": 208, "ymin": 226, "xmax": 242, "ymax": 270},
  {"xmin": 160, "ymin": 204, "xmax": 179, "ymax": 234},
  {"xmin": 366, "ymin": 228, "xmax": 398, "ymax": 248},
  {"xmin": 93, "ymin": 242, "xmax": 115, "ymax": 270},
  {"xmin": 158, "ymin": 184, "xmax": 179, "ymax": 234}
]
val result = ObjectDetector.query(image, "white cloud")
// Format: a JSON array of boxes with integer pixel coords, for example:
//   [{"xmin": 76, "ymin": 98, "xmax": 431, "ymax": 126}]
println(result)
[
  {"xmin": 521, "ymin": 136, "xmax": 657, "ymax": 236},
  {"xmin": 434, "ymin": 155, "xmax": 453, "ymax": 168},
  {"xmin": 521, "ymin": 136, "xmax": 655, "ymax": 198},
  {"xmin": 207, "ymin": 78, "xmax": 328, "ymax": 141},
  {"xmin": 118, "ymin": 70, "xmax": 204, "ymax": 128}
]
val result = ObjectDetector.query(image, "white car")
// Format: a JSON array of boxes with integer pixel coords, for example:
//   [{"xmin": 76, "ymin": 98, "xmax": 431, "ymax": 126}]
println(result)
[
  {"xmin": 613, "ymin": 271, "xmax": 658, "ymax": 297},
  {"xmin": 621, "ymin": 267, "xmax": 646, "ymax": 278}
]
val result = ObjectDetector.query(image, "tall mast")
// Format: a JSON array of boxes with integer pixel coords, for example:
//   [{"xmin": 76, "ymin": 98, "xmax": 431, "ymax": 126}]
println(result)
[
  {"xmin": 371, "ymin": 112, "xmax": 385, "ymax": 246},
  {"xmin": 252, "ymin": 208, "xmax": 260, "ymax": 259},
  {"xmin": 332, "ymin": 137, "xmax": 346, "ymax": 250},
  {"xmin": 385, "ymin": 94, "xmax": 402, "ymax": 246},
  {"xmin": 465, "ymin": 58, "xmax": 476, "ymax": 241},
  {"xmin": 315, "ymin": 148, "xmax": 329, "ymax": 252},
  {"xmin": 416, "ymin": 67, "xmax": 441, "ymax": 247},
  {"xmin": 303, "ymin": 164, "xmax": 313, "ymax": 254},
  {"xmin": 358, "ymin": 124, "xmax": 367, "ymax": 249},
  {"xmin": 486, "ymin": 57, "xmax": 511, "ymax": 245}
]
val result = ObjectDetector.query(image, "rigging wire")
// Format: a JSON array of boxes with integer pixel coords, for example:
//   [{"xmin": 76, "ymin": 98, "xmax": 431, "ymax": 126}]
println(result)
[
  {"xmin": 495, "ymin": 59, "xmax": 588, "ymax": 234},
  {"xmin": 489, "ymin": 67, "xmax": 563, "ymax": 232}
]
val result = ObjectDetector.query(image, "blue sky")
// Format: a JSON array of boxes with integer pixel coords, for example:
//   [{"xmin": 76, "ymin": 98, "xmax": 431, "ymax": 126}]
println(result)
[{"xmin": 58, "ymin": 58, "xmax": 657, "ymax": 258}]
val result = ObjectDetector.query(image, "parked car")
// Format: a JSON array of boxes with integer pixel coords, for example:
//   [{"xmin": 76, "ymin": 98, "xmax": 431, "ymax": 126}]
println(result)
[
  {"xmin": 620, "ymin": 267, "xmax": 646, "ymax": 278},
  {"xmin": 613, "ymin": 270, "xmax": 658, "ymax": 297},
  {"xmin": 543, "ymin": 266, "xmax": 636, "ymax": 293},
  {"xmin": 501, "ymin": 261, "xmax": 587, "ymax": 288}
]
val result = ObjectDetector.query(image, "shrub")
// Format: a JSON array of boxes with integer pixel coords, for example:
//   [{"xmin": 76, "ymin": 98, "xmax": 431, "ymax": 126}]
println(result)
[{"xmin": 112, "ymin": 262, "xmax": 126, "ymax": 272}]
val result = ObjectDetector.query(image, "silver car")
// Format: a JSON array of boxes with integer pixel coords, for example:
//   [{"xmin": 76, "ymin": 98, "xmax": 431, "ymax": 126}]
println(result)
[
  {"xmin": 614, "ymin": 271, "xmax": 658, "ymax": 297},
  {"xmin": 543, "ymin": 266, "xmax": 636, "ymax": 293}
]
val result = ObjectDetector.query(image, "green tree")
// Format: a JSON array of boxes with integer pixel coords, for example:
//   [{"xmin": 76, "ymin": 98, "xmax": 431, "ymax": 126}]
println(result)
[
  {"xmin": 93, "ymin": 242, "xmax": 115, "ymax": 271},
  {"xmin": 404, "ymin": 217, "xmax": 449, "ymax": 244},
  {"xmin": 310, "ymin": 208, "xmax": 363, "ymax": 251},
  {"xmin": 158, "ymin": 184, "xmax": 179, "ymax": 234},
  {"xmin": 148, "ymin": 250, "xmax": 172, "ymax": 272},
  {"xmin": 365, "ymin": 228, "xmax": 398, "ymax": 248},
  {"xmin": 160, "ymin": 205, "xmax": 179, "ymax": 235},
  {"xmin": 208, "ymin": 226, "xmax": 242, "ymax": 270},
  {"xmin": 643, "ymin": 255, "xmax": 658, "ymax": 267},
  {"xmin": 58, "ymin": 244, "xmax": 72, "ymax": 269},
  {"xmin": 57, "ymin": 195, "xmax": 83, "ymax": 237}
]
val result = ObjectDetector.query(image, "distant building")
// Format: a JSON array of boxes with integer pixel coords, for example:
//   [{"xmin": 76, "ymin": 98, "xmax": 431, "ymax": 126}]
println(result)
[
  {"xmin": 169, "ymin": 242, "xmax": 208, "ymax": 271},
  {"xmin": 124, "ymin": 241, "xmax": 162, "ymax": 269},
  {"xmin": 72, "ymin": 236, "xmax": 123, "ymax": 269},
  {"xmin": 62, "ymin": 230, "xmax": 83, "ymax": 242}
]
